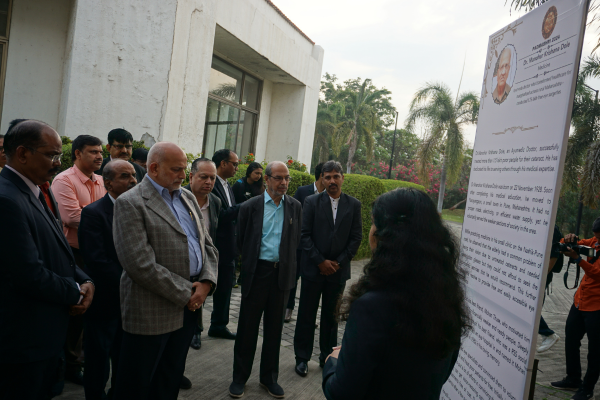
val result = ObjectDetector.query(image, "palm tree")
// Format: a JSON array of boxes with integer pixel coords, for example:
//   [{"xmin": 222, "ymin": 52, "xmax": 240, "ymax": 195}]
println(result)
[
  {"xmin": 312, "ymin": 102, "xmax": 347, "ymax": 164},
  {"xmin": 563, "ymin": 58, "xmax": 600, "ymax": 209},
  {"xmin": 337, "ymin": 79, "xmax": 393, "ymax": 173},
  {"xmin": 406, "ymin": 82, "xmax": 479, "ymax": 213}
]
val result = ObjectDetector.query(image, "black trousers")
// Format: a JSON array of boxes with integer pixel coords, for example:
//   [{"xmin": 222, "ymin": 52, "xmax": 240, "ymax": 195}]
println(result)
[
  {"xmin": 113, "ymin": 307, "xmax": 197, "ymax": 400},
  {"xmin": 565, "ymin": 305, "xmax": 600, "ymax": 391},
  {"xmin": 233, "ymin": 261, "xmax": 289, "ymax": 384},
  {"xmin": 211, "ymin": 260, "xmax": 235, "ymax": 330},
  {"xmin": 0, "ymin": 354, "xmax": 60, "ymax": 400},
  {"xmin": 286, "ymin": 251, "xmax": 303, "ymax": 311},
  {"xmin": 83, "ymin": 316, "xmax": 123, "ymax": 400},
  {"xmin": 294, "ymin": 278, "xmax": 346, "ymax": 363},
  {"xmin": 66, "ymin": 246, "xmax": 85, "ymax": 374}
]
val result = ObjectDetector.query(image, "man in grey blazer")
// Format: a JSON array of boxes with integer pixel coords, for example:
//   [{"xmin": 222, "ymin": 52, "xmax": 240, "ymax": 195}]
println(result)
[
  {"xmin": 112, "ymin": 142, "xmax": 218, "ymax": 400},
  {"xmin": 229, "ymin": 161, "xmax": 302, "ymax": 399}
]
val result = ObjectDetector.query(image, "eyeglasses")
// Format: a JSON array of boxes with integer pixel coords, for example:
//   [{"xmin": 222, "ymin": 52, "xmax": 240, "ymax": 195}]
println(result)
[
  {"xmin": 225, "ymin": 160, "xmax": 240, "ymax": 168},
  {"xmin": 267, "ymin": 175, "xmax": 292, "ymax": 182},
  {"xmin": 25, "ymin": 147, "xmax": 62, "ymax": 163},
  {"xmin": 111, "ymin": 144, "xmax": 133, "ymax": 150}
]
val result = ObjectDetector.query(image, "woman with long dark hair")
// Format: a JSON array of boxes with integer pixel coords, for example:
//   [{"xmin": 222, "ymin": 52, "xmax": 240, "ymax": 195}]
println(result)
[
  {"xmin": 232, "ymin": 162, "xmax": 264, "ymax": 204},
  {"xmin": 322, "ymin": 188, "xmax": 471, "ymax": 400}
]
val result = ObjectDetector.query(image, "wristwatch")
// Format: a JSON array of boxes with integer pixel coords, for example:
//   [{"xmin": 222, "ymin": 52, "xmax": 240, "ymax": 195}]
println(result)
[
  {"xmin": 82, "ymin": 280, "xmax": 95, "ymax": 287},
  {"xmin": 201, "ymin": 279, "xmax": 215, "ymax": 292},
  {"xmin": 575, "ymin": 256, "xmax": 583, "ymax": 265}
]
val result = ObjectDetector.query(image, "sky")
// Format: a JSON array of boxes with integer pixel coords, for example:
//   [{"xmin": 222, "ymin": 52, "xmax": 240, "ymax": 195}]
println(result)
[{"xmin": 272, "ymin": 0, "xmax": 600, "ymax": 146}]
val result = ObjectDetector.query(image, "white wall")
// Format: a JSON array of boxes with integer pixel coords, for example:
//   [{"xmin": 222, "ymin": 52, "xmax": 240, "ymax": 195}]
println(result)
[
  {"xmin": 1, "ymin": 0, "xmax": 73, "ymax": 133},
  {"xmin": 264, "ymin": 83, "xmax": 305, "ymax": 162},
  {"xmin": 58, "ymin": 0, "xmax": 178, "ymax": 144}
]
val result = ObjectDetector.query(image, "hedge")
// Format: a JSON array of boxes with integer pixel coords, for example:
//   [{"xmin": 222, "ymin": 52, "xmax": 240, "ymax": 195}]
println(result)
[
  {"xmin": 228, "ymin": 164, "xmax": 313, "ymax": 197},
  {"xmin": 381, "ymin": 179, "xmax": 425, "ymax": 193}
]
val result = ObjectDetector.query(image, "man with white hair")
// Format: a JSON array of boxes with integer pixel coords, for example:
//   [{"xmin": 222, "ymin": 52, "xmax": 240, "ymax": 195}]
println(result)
[
  {"xmin": 112, "ymin": 142, "xmax": 218, "ymax": 399},
  {"xmin": 493, "ymin": 47, "xmax": 512, "ymax": 104}
]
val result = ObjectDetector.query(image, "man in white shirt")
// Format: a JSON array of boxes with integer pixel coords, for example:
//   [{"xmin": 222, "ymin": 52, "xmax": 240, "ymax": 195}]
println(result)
[
  {"xmin": 209, "ymin": 149, "xmax": 240, "ymax": 340},
  {"xmin": 285, "ymin": 162, "xmax": 326, "ymax": 322}
]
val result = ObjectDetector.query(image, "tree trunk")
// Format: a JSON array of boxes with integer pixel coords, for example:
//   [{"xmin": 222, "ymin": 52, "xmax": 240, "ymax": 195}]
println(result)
[
  {"xmin": 346, "ymin": 129, "xmax": 358, "ymax": 174},
  {"xmin": 449, "ymin": 198, "xmax": 467, "ymax": 211},
  {"xmin": 437, "ymin": 156, "xmax": 448, "ymax": 213}
]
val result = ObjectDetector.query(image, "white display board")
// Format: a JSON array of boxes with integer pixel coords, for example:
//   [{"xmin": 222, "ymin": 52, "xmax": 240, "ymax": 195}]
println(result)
[{"xmin": 441, "ymin": 1, "xmax": 588, "ymax": 399}]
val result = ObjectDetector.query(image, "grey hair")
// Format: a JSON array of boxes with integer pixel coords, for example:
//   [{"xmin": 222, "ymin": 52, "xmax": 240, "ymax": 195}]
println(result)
[
  {"xmin": 265, "ymin": 161, "xmax": 287, "ymax": 177},
  {"xmin": 321, "ymin": 160, "xmax": 344, "ymax": 176},
  {"xmin": 190, "ymin": 157, "xmax": 216, "ymax": 175},
  {"xmin": 146, "ymin": 143, "xmax": 165, "ymax": 166}
]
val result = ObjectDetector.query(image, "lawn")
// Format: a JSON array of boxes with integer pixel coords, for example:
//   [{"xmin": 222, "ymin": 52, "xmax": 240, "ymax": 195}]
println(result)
[{"xmin": 441, "ymin": 209, "xmax": 464, "ymax": 224}]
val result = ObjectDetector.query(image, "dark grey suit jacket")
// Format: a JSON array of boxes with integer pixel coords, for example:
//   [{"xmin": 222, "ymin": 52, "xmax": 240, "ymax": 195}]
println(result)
[
  {"xmin": 301, "ymin": 191, "xmax": 362, "ymax": 283},
  {"xmin": 237, "ymin": 193, "xmax": 302, "ymax": 298}
]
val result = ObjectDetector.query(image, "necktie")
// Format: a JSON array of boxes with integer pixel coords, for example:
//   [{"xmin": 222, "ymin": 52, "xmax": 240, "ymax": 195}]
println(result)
[
  {"xmin": 38, "ymin": 191, "xmax": 58, "ymax": 226},
  {"xmin": 227, "ymin": 182, "xmax": 236, "ymax": 206}
]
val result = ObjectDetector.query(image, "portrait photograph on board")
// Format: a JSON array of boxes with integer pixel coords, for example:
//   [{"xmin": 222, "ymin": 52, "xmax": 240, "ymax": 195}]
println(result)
[{"xmin": 492, "ymin": 44, "xmax": 517, "ymax": 105}]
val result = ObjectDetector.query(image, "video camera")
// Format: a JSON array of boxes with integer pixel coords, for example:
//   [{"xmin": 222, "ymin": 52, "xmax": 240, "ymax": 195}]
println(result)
[{"xmin": 553, "ymin": 240, "xmax": 597, "ymax": 258}]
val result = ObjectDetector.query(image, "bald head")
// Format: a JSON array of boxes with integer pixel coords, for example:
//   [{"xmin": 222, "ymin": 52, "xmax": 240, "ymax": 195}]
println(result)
[
  {"xmin": 103, "ymin": 159, "xmax": 137, "ymax": 198},
  {"xmin": 264, "ymin": 161, "xmax": 290, "ymax": 199},
  {"xmin": 147, "ymin": 142, "xmax": 188, "ymax": 193}
]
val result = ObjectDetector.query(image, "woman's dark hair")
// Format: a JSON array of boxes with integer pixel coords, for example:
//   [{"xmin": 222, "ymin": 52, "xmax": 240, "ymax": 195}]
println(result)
[
  {"xmin": 245, "ymin": 162, "xmax": 264, "ymax": 196},
  {"xmin": 338, "ymin": 188, "xmax": 471, "ymax": 358}
]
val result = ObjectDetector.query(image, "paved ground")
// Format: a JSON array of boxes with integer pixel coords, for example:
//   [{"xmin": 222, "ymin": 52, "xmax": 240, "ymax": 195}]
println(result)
[{"xmin": 56, "ymin": 222, "xmax": 585, "ymax": 399}]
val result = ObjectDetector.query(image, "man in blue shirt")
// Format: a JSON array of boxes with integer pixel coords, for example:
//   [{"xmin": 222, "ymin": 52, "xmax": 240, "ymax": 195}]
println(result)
[{"xmin": 229, "ymin": 162, "xmax": 302, "ymax": 399}]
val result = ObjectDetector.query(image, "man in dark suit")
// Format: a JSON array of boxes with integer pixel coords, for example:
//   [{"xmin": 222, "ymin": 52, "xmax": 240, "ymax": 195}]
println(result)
[
  {"xmin": 293, "ymin": 160, "xmax": 362, "ymax": 377},
  {"xmin": 285, "ymin": 162, "xmax": 325, "ymax": 322},
  {"xmin": 96, "ymin": 128, "xmax": 146, "ymax": 183},
  {"xmin": 78, "ymin": 160, "xmax": 137, "ymax": 399},
  {"xmin": 0, "ymin": 119, "xmax": 95, "ymax": 400},
  {"xmin": 209, "ymin": 149, "xmax": 240, "ymax": 339},
  {"xmin": 185, "ymin": 157, "xmax": 222, "ymax": 349},
  {"xmin": 229, "ymin": 161, "xmax": 302, "ymax": 399}
]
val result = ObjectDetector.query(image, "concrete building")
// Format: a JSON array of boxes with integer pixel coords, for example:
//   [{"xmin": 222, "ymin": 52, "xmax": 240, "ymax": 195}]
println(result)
[{"xmin": 0, "ymin": 0, "xmax": 323, "ymax": 166}]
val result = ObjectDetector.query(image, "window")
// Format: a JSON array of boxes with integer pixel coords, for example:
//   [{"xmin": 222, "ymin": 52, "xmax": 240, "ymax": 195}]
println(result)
[
  {"xmin": 203, "ymin": 56, "xmax": 261, "ymax": 160},
  {"xmin": 0, "ymin": 0, "xmax": 11, "ymax": 122}
]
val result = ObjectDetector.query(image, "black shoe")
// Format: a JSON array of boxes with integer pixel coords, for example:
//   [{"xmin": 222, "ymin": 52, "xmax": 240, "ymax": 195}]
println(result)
[
  {"xmin": 229, "ymin": 381, "xmax": 245, "ymax": 398},
  {"xmin": 295, "ymin": 361, "xmax": 308, "ymax": 377},
  {"xmin": 551, "ymin": 376, "xmax": 582, "ymax": 391},
  {"xmin": 190, "ymin": 333, "xmax": 202, "ymax": 350},
  {"xmin": 259, "ymin": 382, "xmax": 285, "ymax": 398},
  {"xmin": 65, "ymin": 369, "xmax": 84, "ymax": 386},
  {"xmin": 180, "ymin": 375, "xmax": 192, "ymax": 390},
  {"xmin": 284, "ymin": 309, "xmax": 293, "ymax": 323},
  {"xmin": 571, "ymin": 388, "xmax": 594, "ymax": 400},
  {"xmin": 208, "ymin": 327, "xmax": 237, "ymax": 340}
]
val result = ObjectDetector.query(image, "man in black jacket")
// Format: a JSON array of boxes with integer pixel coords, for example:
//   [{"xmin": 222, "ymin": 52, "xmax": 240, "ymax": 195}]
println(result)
[
  {"xmin": 294, "ymin": 160, "xmax": 362, "ymax": 377},
  {"xmin": 79, "ymin": 160, "xmax": 137, "ymax": 399},
  {"xmin": 229, "ymin": 161, "xmax": 302, "ymax": 399},
  {"xmin": 0, "ymin": 119, "xmax": 94, "ymax": 400},
  {"xmin": 185, "ymin": 157, "xmax": 222, "ymax": 350},
  {"xmin": 97, "ymin": 128, "xmax": 146, "ymax": 183},
  {"xmin": 209, "ymin": 149, "xmax": 240, "ymax": 340},
  {"xmin": 285, "ymin": 162, "xmax": 325, "ymax": 322}
]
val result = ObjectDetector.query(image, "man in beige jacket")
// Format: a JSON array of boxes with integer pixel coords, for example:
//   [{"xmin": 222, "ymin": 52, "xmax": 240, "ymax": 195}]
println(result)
[{"xmin": 112, "ymin": 142, "xmax": 218, "ymax": 400}]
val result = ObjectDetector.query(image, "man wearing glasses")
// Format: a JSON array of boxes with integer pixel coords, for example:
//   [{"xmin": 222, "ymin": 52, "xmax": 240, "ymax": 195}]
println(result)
[
  {"xmin": 97, "ymin": 128, "xmax": 146, "ymax": 183},
  {"xmin": 0, "ymin": 134, "xmax": 6, "ymax": 171},
  {"xmin": 209, "ymin": 149, "xmax": 241, "ymax": 340},
  {"xmin": 229, "ymin": 161, "xmax": 302, "ymax": 399}
]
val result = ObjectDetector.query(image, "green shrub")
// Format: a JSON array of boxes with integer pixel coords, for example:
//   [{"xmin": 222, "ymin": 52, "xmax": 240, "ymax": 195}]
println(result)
[
  {"xmin": 381, "ymin": 179, "xmax": 426, "ymax": 193},
  {"xmin": 342, "ymin": 174, "xmax": 386, "ymax": 259}
]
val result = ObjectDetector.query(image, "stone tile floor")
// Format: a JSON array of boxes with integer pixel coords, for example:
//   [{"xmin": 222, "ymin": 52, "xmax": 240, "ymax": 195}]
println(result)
[{"xmin": 56, "ymin": 222, "xmax": 589, "ymax": 399}]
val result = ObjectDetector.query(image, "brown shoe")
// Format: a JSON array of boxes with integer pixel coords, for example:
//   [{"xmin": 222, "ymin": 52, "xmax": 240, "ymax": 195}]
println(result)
[{"xmin": 284, "ymin": 308, "xmax": 293, "ymax": 323}]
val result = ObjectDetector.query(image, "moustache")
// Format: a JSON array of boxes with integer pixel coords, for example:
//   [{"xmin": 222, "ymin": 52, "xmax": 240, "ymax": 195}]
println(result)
[
  {"xmin": 329, "ymin": 184, "xmax": 338, "ymax": 188},
  {"xmin": 127, "ymin": 182, "xmax": 137, "ymax": 189},
  {"xmin": 49, "ymin": 167, "xmax": 60, "ymax": 175}
]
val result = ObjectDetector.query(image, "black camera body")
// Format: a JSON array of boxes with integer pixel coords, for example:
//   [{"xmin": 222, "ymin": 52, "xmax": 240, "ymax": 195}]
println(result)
[{"xmin": 554, "ymin": 241, "xmax": 597, "ymax": 258}]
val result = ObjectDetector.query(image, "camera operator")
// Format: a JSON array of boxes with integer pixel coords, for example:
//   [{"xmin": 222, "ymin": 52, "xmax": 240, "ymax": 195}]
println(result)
[{"xmin": 551, "ymin": 218, "xmax": 600, "ymax": 400}]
